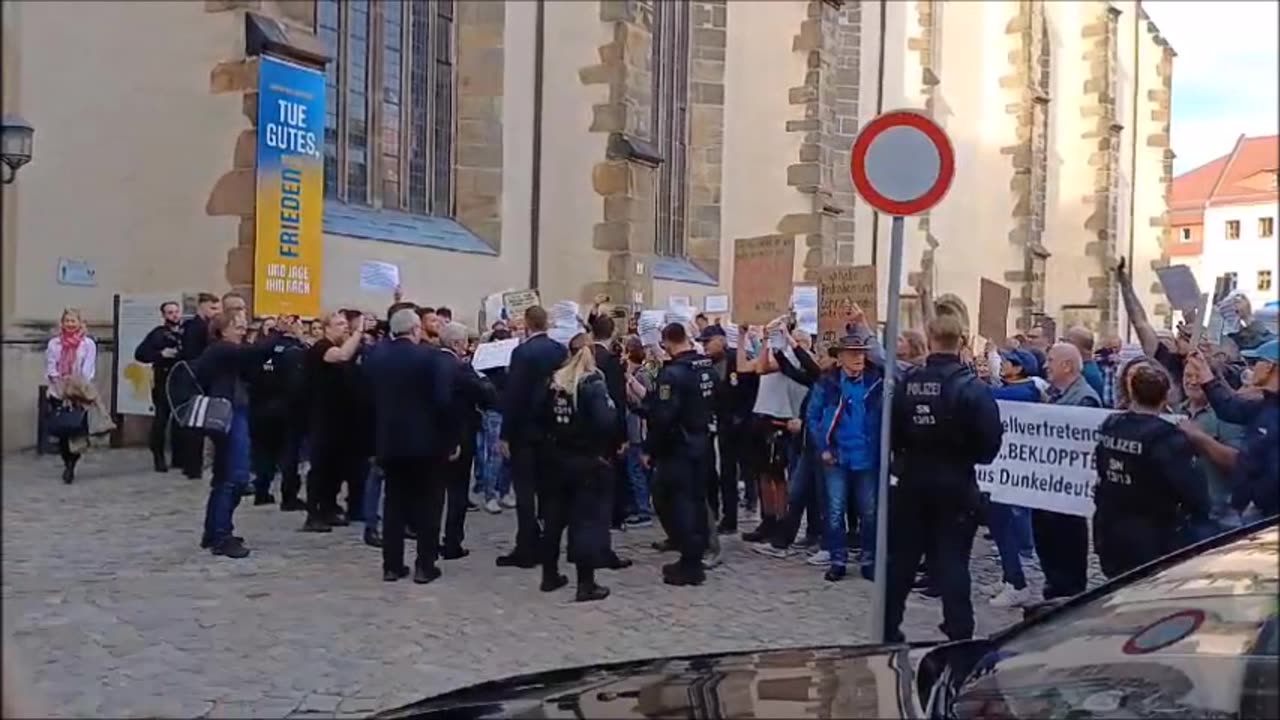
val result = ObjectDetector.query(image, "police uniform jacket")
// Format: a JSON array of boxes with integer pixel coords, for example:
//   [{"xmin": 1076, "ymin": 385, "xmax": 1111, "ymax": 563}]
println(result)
[
  {"xmin": 1203, "ymin": 380, "xmax": 1279, "ymax": 517},
  {"xmin": 542, "ymin": 371, "xmax": 617, "ymax": 458},
  {"xmin": 890, "ymin": 353, "xmax": 1004, "ymax": 497},
  {"xmin": 134, "ymin": 324, "xmax": 183, "ymax": 388},
  {"xmin": 247, "ymin": 331, "xmax": 307, "ymax": 422},
  {"xmin": 1094, "ymin": 410, "xmax": 1209, "ymax": 531},
  {"xmin": 643, "ymin": 349, "xmax": 719, "ymax": 458},
  {"xmin": 501, "ymin": 333, "xmax": 569, "ymax": 445}
]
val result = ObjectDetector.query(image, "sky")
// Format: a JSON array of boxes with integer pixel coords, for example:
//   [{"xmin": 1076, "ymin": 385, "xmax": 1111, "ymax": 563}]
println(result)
[{"xmin": 1142, "ymin": 2, "xmax": 1278, "ymax": 173}]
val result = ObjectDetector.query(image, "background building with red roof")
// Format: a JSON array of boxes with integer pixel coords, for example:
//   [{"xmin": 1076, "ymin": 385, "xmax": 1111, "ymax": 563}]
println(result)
[{"xmin": 1170, "ymin": 134, "xmax": 1279, "ymax": 309}]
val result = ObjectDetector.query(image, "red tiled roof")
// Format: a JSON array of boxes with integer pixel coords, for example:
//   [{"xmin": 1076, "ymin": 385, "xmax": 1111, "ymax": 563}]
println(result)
[{"xmin": 1170, "ymin": 134, "xmax": 1280, "ymax": 222}]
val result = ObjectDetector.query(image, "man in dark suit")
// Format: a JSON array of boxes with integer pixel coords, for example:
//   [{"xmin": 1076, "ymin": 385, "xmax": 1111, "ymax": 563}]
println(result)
[
  {"xmin": 176, "ymin": 293, "xmax": 221, "ymax": 479},
  {"xmin": 589, "ymin": 314, "xmax": 635, "ymax": 570},
  {"xmin": 496, "ymin": 306, "xmax": 569, "ymax": 568},
  {"xmin": 437, "ymin": 321, "xmax": 498, "ymax": 560},
  {"xmin": 364, "ymin": 308, "xmax": 455, "ymax": 584}
]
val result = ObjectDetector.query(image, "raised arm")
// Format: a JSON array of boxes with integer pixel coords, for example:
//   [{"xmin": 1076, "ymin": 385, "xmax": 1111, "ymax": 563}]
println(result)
[{"xmin": 1116, "ymin": 258, "xmax": 1160, "ymax": 357}]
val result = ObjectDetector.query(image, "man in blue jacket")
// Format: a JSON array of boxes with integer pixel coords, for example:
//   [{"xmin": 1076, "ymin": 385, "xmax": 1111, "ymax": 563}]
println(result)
[
  {"xmin": 806, "ymin": 332, "xmax": 884, "ymax": 583},
  {"xmin": 1185, "ymin": 339, "xmax": 1279, "ymax": 519}
]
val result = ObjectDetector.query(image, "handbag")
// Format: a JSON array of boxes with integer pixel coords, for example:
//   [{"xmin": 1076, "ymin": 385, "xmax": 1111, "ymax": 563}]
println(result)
[
  {"xmin": 47, "ymin": 402, "xmax": 87, "ymax": 438},
  {"xmin": 167, "ymin": 361, "xmax": 234, "ymax": 435}
]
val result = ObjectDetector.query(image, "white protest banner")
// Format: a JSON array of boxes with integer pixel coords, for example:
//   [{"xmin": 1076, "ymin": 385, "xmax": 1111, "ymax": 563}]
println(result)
[
  {"xmin": 705, "ymin": 294, "xmax": 730, "ymax": 313},
  {"xmin": 471, "ymin": 338, "xmax": 519, "ymax": 370},
  {"xmin": 977, "ymin": 401, "xmax": 1106, "ymax": 517},
  {"xmin": 547, "ymin": 301, "xmax": 582, "ymax": 346},
  {"xmin": 638, "ymin": 310, "xmax": 665, "ymax": 347},
  {"xmin": 792, "ymin": 285, "xmax": 819, "ymax": 335},
  {"xmin": 359, "ymin": 261, "xmax": 400, "ymax": 292},
  {"xmin": 977, "ymin": 401, "xmax": 1180, "ymax": 518}
]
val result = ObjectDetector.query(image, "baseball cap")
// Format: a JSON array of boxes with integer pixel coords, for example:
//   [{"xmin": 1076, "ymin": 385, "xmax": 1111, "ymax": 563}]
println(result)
[
  {"xmin": 1000, "ymin": 348, "xmax": 1040, "ymax": 377},
  {"xmin": 1241, "ymin": 338, "xmax": 1279, "ymax": 364}
]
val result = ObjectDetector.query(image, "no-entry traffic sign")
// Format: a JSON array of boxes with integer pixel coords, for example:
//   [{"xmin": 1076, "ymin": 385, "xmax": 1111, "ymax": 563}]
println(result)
[{"xmin": 850, "ymin": 110, "xmax": 955, "ymax": 217}]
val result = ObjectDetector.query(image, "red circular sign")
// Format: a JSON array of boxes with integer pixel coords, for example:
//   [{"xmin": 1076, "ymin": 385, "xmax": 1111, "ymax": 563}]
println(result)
[{"xmin": 849, "ymin": 110, "xmax": 955, "ymax": 216}]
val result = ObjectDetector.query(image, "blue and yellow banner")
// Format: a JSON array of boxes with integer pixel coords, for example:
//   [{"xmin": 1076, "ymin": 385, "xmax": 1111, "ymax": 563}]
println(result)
[{"xmin": 255, "ymin": 55, "xmax": 325, "ymax": 318}]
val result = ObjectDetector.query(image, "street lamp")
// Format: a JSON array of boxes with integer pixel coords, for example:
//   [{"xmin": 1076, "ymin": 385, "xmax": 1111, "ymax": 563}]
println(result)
[{"xmin": 1, "ymin": 115, "xmax": 34, "ymax": 184}]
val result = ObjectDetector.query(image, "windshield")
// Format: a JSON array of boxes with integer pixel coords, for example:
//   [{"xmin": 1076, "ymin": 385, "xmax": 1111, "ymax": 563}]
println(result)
[{"xmin": 951, "ymin": 526, "xmax": 1279, "ymax": 719}]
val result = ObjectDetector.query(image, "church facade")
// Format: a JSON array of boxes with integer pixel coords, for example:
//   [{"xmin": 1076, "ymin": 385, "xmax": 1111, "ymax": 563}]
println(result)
[{"xmin": 1, "ymin": 0, "xmax": 1173, "ymax": 449}]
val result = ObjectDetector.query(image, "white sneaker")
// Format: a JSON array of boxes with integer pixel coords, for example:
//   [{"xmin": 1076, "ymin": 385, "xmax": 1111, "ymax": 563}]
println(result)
[
  {"xmin": 500, "ymin": 493, "xmax": 517, "ymax": 509},
  {"xmin": 484, "ymin": 498, "xmax": 502, "ymax": 514},
  {"xmin": 805, "ymin": 549, "xmax": 831, "ymax": 566},
  {"xmin": 752, "ymin": 544, "xmax": 792, "ymax": 559},
  {"xmin": 989, "ymin": 582, "xmax": 1033, "ymax": 608}
]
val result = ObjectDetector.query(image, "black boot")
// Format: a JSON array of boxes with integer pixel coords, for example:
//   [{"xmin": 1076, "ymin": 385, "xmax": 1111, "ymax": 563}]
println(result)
[
  {"xmin": 363, "ymin": 528, "xmax": 383, "ymax": 547},
  {"xmin": 662, "ymin": 561, "xmax": 706, "ymax": 586},
  {"xmin": 741, "ymin": 516, "xmax": 776, "ymax": 543},
  {"xmin": 280, "ymin": 496, "xmax": 307, "ymax": 512},
  {"xmin": 574, "ymin": 565, "xmax": 610, "ymax": 602},
  {"xmin": 153, "ymin": 453, "xmax": 168, "ymax": 473},
  {"xmin": 61, "ymin": 456, "xmax": 79, "ymax": 485},
  {"xmin": 540, "ymin": 566, "xmax": 569, "ymax": 592},
  {"xmin": 301, "ymin": 514, "xmax": 332, "ymax": 533}
]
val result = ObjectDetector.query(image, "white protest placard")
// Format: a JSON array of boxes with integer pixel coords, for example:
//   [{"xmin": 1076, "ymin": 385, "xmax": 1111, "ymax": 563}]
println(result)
[
  {"xmin": 502, "ymin": 289, "xmax": 541, "ymax": 324},
  {"xmin": 115, "ymin": 293, "xmax": 184, "ymax": 416},
  {"xmin": 360, "ymin": 261, "xmax": 400, "ymax": 292},
  {"xmin": 977, "ymin": 401, "xmax": 1179, "ymax": 518},
  {"xmin": 705, "ymin": 294, "xmax": 730, "ymax": 313},
  {"xmin": 638, "ymin": 310, "xmax": 665, "ymax": 347},
  {"xmin": 482, "ymin": 292, "xmax": 507, "ymax": 328},
  {"xmin": 724, "ymin": 323, "xmax": 740, "ymax": 349},
  {"xmin": 547, "ymin": 301, "xmax": 582, "ymax": 346},
  {"xmin": 792, "ymin": 285, "xmax": 819, "ymax": 335},
  {"xmin": 471, "ymin": 338, "xmax": 519, "ymax": 370},
  {"xmin": 768, "ymin": 326, "xmax": 789, "ymax": 350},
  {"xmin": 664, "ymin": 303, "xmax": 697, "ymax": 328}
]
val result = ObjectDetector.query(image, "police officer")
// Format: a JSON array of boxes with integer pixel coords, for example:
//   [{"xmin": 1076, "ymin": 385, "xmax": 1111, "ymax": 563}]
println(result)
[
  {"xmin": 134, "ymin": 300, "xmax": 184, "ymax": 472},
  {"xmin": 247, "ymin": 315, "xmax": 309, "ymax": 511},
  {"xmin": 885, "ymin": 314, "xmax": 1004, "ymax": 642},
  {"xmin": 644, "ymin": 322, "xmax": 719, "ymax": 587},
  {"xmin": 538, "ymin": 334, "xmax": 616, "ymax": 602},
  {"xmin": 1094, "ymin": 363, "xmax": 1208, "ymax": 578}
]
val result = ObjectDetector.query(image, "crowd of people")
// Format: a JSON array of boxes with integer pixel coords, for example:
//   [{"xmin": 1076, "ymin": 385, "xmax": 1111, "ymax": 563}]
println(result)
[{"xmin": 42, "ymin": 258, "xmax": 1278, "ymax": 638}]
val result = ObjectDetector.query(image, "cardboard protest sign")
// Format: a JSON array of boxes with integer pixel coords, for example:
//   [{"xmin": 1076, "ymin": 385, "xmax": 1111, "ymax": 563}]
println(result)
[
  {"xmin": 1155, "ymin": 265, "xmax": 1203, "ymax": 316},
  {"xmin": 815, "ymin": 265, "xmax": 877, "ymax": 346},
  {"xmin": 732, "ymin": 235, "xmax": 795, "ymax": 326},
  {"xmin": 502, "ymin": 289, "xmax": 541, "ymax": 324},
  {"xmin": 978, "ymin": 278, "xmax": 1012, "ymax": 343}
]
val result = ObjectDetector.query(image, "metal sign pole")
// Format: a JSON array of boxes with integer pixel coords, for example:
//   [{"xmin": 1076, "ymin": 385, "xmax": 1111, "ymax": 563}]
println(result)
[{"xmin": 870, "ymin": 215, "xmax": 905, "ymax": 644}]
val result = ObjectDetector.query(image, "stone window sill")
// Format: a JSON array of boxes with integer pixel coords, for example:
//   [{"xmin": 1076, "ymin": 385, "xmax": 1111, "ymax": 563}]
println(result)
[
  {"xmin": 323, "ymin": 202, "xmax": 498, "ymax": 256},
  {"xmin": 653, "ymin": 256, "xmax": 717, "ymax": 287}
]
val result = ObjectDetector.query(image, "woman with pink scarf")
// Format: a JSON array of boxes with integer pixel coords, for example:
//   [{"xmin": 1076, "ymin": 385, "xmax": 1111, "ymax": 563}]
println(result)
[{"xmin": 45, "ymin": 308, "xmax": 97, "ymax": 483}]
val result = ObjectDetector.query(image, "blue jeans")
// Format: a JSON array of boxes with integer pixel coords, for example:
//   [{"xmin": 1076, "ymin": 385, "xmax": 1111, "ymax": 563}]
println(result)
[
  {"xmin": 624, "ymin": 444, "xmax": 653, "ymax": 517},
  {"xmin": 475, "ymin": 410, "xmax": 510, "ymax": 500},
  {"xmin": 363, "ymin": 462, "xmax": 383, "ymax": 530},
  {"xmin": 203, "ymin": 408, "xmax": 249, "ymax": 546},
  {"xmin": 824, "ymin": 464, "xmax": 876, "ymax": 568},
  {"xmin": 989, "ymin": 502, "xmax": 1030, "ymax": 589},
  {"xmin": 229, "ymin": 404, "xmax": 251, "ymax": 491}
]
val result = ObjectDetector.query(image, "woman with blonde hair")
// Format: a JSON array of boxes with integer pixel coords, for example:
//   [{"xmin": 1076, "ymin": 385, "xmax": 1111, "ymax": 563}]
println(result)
[
  {"xmin": 536, "ymin": 333, "xmax": 616, "ymax": 602},
  {"xmin": 44, "ymin": 308, "xmax": 114, "ymax": 483}
]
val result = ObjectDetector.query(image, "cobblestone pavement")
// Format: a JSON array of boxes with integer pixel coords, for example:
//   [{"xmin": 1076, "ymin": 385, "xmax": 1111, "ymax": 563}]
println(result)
[{"xmin": 3, "ymin": 449, "xmax": 1099, "ymax": 718}]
